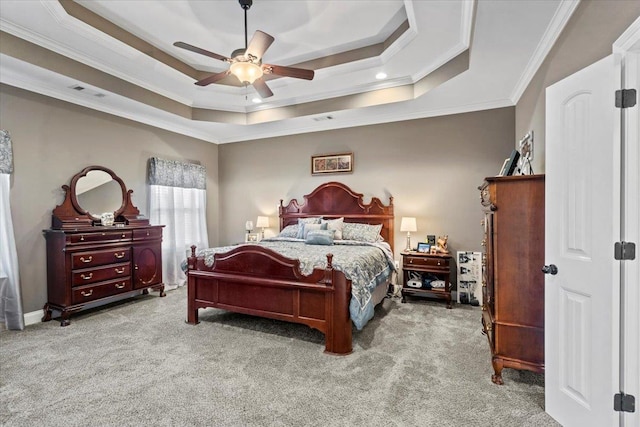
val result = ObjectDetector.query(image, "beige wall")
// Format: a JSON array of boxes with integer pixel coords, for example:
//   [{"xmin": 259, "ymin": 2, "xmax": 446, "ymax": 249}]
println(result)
[
  {"xmin": 516, "ymin": 0, "xmax": 640, "ymax": 173},
  {"xmin": 0, "ymin": 84, "xmax": 219, "ymax": 313},
  {"xmin": 219, "ymin": 107, "xmax": 515, "ymax": 265}
]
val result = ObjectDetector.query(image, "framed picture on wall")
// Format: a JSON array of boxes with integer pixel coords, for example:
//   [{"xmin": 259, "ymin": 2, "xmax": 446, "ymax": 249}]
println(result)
[{"xmin": 311, "ymin": 152, "xmax": 353, "ymax": 175}]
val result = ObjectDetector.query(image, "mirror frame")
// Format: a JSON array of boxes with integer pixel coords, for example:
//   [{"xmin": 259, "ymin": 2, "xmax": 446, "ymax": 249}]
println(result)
[
  {"xmin": 51, "ymin": 165, "xmax": 149, "ymax": 229},
  {"xmin": 70, "ymin": 166, "xmax": 126, "ymax": 220}
]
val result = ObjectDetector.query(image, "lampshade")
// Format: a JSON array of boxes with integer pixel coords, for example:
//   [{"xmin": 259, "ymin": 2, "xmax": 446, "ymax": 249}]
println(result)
[
  {"xmin": 245, "ymin": 220, "xmax": 254, "ymax": 231},
  {"xmin": 256, "ymin": 216, "xmax": 269, "ymax": 228},
  {"xmin": 400, "ymin": 217, "xmax": 417, "ymax": 233},
  {"xmin": 230, "ymin": 61, "xmax": 263, "ymax": 84}
]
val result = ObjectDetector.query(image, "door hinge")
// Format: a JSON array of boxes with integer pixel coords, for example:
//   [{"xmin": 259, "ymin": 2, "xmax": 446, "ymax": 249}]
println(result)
[
  {"xmin": 614, "ymin": 241, "xmax": 636, "ymax": 260},
  {"xmin": 614, "ymin": 393, "xmax": 636, "ymax": 413},
  {"xmin": 615, "ymin": 89, "xmax": 637, "ymax": 108}
]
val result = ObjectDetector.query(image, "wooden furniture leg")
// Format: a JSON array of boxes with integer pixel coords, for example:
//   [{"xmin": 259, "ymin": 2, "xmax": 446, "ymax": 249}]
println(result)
[{"xmin": 491, "ymin": 357, "xmax": 504, "ymax": 385}]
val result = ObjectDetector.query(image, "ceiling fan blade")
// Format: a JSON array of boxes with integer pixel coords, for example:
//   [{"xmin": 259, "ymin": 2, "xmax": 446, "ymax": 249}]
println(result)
[
  {"xmin": 264, "ymin": 64, "xmax": 314, "ymax": 80},
  {"xmin": 195, "ymin": 71, "xmax": 230, "ymax": 86},
  {"xmin": 252, "ymin": 78, "xmax": 273, "ymax": 98},
  {"xmin": 245, "ymin": 30, "xmax": 275, "ymax": 60},
  {"xmin": 173, "ymin": 41, "xmax": 229, "ymax": 62}
]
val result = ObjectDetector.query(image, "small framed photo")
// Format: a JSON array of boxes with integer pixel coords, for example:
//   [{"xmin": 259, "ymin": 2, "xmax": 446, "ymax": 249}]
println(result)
[
  {"xmin": 245, "ymin": 233, "xmax": 259, "ymax": 243},
  {"xmin": 429, "ymin": 246, "xmax": 437, "ymax": 254},
  {"xmin": 311, "ymin": 152, "xmax": 353, "ymax": 175},
  {"xmin": 417, "ymin": 242, "xmax": 431, "ymax": 253}
]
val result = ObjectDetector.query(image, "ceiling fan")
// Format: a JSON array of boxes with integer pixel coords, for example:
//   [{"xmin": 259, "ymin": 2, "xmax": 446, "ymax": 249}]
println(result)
[{"xmin": 173, "ymin": 0, "xmax": 314, "ymax": 98}]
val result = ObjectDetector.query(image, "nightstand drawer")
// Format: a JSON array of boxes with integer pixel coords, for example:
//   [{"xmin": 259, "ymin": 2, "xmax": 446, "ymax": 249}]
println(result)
[{"xmin": 404, "ymin": 256, "xmax": 449, "ymax": 268}]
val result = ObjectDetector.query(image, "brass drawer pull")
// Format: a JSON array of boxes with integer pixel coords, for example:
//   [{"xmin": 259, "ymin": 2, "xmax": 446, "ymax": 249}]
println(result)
[
  {"xmin": 80, "ymin": 235, "xmax": 85, "ymax": 241},
  {"xmin": 114, "ymin": 252, "xmax": 126, "ymax": 259},
  {"xmin": 114, "ymin": 268, "xmax": 125, "ymax": 274},
  {"xmin": 80, "ymin": 256, "xmax": 93, "ymax": 263},
  {"xmin": 80, "ymin": 289, "xmax": 93, "ymax": 297},
  {"xmin": 81, "ymin": 273, "xmax": 93, "ymax": 280},
  {"xmin": 146, "ymin": 231, "xmax": 150, "ymax": 236},
  {"xmin": 115, "ymin": 282, "xmax": 126, "ymax": 289}
]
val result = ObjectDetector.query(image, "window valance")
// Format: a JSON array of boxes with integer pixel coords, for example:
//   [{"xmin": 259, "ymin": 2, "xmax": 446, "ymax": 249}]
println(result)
[
  {"xmin": 0, "ymin": 130, "xmax": 13, "ymax": 174},
  {"xmin": 148, "ymin": 157, "xmax": 206, "ymax": 190}
]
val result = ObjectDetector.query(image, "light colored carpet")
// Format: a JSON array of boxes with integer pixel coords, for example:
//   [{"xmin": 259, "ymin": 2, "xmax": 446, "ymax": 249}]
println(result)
[{"xmin": 0, "ymin": 288, "xmax": 559, "ymax": 426}]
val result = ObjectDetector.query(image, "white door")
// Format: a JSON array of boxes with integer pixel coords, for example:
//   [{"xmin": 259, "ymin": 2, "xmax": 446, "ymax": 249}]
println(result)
[{"xmin": 545, "ymin": 55, "xmax": 621, "ymax": 426}]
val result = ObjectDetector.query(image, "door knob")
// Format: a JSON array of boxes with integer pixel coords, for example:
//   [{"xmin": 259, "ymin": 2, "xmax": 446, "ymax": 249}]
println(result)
[{"xmin": 542, "ymin": 264, "xmax": 558, "ymax": 275}]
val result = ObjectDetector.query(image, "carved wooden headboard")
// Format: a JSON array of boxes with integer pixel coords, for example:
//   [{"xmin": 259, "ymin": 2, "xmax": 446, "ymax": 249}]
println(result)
[{"xmin": 279, "ymin": 182, "xmax": 395, "ymax": 253}]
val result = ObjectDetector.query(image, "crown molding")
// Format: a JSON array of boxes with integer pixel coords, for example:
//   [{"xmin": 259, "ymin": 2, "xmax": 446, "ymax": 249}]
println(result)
[{"xmin": 509, "ymin": 0, "xmax": 579, "ymax": 103}]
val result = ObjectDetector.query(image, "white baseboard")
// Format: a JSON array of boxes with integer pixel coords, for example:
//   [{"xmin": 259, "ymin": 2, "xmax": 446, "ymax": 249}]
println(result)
[{"xmin": 23, "ymin": 309, "xmax": 44, "ymax": 326}]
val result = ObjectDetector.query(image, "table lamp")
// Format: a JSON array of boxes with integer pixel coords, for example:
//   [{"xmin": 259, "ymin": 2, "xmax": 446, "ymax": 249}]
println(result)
[
  {"xmin": 256, "ymin": 216, "xmax": 269, "ymax": 240},
  {"xmin": 400, "ymin": 217, "xmax": 417, "ymax": 252}
]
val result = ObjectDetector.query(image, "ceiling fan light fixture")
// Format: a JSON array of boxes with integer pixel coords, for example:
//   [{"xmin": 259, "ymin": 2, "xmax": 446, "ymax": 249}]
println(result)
[{"xmin": 230, "ymin": 61, "xmax": 263, "ymax": 84}]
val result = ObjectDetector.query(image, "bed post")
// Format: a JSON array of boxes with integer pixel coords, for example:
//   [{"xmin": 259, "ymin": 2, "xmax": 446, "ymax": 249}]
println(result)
[
  {"xmin": 187, "ymin": 245, "xmax": 199, "ymax": 325},
  {"xmin": 322, "ymin": 254, "xmax": 353, "ymax": 355}
]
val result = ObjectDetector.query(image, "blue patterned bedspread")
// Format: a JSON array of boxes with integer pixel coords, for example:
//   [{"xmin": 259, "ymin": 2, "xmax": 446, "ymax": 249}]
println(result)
[{"xmin": 185, "ymin": 238, "xmax": 396, "ymax": 330}]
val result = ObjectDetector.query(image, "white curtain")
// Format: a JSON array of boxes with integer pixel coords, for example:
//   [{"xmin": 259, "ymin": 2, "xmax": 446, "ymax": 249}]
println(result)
[
  {"xmin": 148, "ymin": 158, "xmax": 208, "ymax": 289},
  {"xmin": 0, "ymin": 130, "xmax": 24, "ymax": 330}
]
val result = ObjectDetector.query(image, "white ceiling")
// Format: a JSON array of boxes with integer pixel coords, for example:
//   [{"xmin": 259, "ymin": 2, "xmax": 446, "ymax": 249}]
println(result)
[{"xmin": 0, "ymin": 0, "xmax": 578, "ymax": 144}]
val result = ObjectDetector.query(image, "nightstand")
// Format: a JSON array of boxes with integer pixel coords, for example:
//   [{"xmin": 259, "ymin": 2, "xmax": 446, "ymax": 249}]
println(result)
[{"xmin": 401, "ymin": 252, "xmax": 453, "ymax": 308}]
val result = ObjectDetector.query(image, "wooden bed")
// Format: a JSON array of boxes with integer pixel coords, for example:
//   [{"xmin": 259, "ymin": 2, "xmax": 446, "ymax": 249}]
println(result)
[{"xmin": 186, "ymin": 182, "xmax": 394, "ymax": 355}]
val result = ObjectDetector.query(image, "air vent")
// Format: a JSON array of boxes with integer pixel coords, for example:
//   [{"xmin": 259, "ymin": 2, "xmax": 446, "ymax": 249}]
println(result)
[
  {"xmin": 68, "ymin": 84, "xmax": 107, "ymax": 98},
  {"xmin": 313, "ymin": 115, "xmax": 334, "ymax": 122}
]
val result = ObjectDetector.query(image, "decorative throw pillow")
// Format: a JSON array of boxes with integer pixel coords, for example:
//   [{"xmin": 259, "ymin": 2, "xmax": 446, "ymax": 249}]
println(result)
[
  {"xmin": 305, "ymin": 229, "xmax": 335, "ymax": 245},
  {"xmin": 278, "ymin": 224, "xmax": 299, "ymax": 238},
  {"xmin": 321, "ymin": 217, "xmax": 344, "ymax": 240},
  {"xmin": 342, "ymin": 222, "xmax": 383, "ymax": 243},
  {"xmin": 295, "ymin": 217, "xmax": 322, "ymax": 239},
  {"xmin": 301, "ymin": 222, "xmax": 328, "ymax": 239}
]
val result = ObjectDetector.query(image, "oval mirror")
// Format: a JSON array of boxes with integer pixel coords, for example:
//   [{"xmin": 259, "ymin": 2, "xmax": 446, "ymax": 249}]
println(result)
[{"xmin": 74, "ymin": 169, "xmax": 124, "ymax": 219}]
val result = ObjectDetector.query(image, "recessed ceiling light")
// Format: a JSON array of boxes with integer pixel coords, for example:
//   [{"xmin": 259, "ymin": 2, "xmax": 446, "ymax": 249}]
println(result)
[
  {"xmin": 252, "ymin": 97, "xmax": 262, "ymax": 104},
  {"xmin": 375, "ymin": 72, "xmax": 387, "ymax": 80}
]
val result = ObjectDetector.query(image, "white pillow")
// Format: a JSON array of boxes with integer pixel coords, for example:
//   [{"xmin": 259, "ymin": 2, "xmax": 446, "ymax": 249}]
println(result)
[
  {"xmin": 301, "ymin": 222, "xmax": 328, "ymax": 239},
  {"xmin": 321, "ymin": 217, "xmax": 344, "ymax": 240},
  {"xmin": 295, "ymin": 217, "xmax": 321, "ymax": 239}
]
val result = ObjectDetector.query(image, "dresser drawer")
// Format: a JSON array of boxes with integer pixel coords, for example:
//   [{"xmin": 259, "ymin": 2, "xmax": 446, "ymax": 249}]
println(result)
[
  {"xmin": 71, "ymin": 247, "xmax": 131, "ymax": 269},
  {"xmin": 72, "ymin": 262, "xmax": 131, "ymax": 286},
  {"xmin": 404, "ymin": 256, "xmax": 449, "ymax": 268},
  {"xmin": 68, "ymin": 230, "xmax": 132, "ymax": 244},
  {"xmin": 72, "ymin": 278, "xmax": 132, "ymax": 304},
  {"xmin": 133, "ymin": 228, "xmax": 162, "ymax": 240}
]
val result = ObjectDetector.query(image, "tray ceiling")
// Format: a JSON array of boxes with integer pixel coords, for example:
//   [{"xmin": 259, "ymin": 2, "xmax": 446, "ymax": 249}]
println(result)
[{"xmin": 0, "ymin": 0, "xmax": 577, "ymax": 143}]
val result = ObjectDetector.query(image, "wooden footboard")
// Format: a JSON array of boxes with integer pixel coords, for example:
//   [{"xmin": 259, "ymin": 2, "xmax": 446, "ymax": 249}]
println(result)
[{"xmin": 186, "ymin": 245, "xmax": 353, "ymax": 355}]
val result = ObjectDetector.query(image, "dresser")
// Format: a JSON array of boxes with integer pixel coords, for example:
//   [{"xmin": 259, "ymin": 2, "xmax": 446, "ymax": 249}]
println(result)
[
  {"xmin": 42, "ymin": 166, "xmax": 165, "ymax": 326},
  {"xmin": 478, "ymin": 174, "xmax": 545, "ymax": 384}
]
